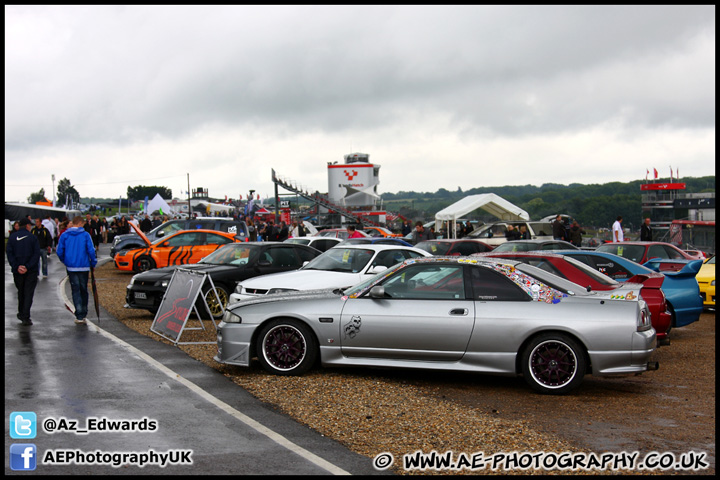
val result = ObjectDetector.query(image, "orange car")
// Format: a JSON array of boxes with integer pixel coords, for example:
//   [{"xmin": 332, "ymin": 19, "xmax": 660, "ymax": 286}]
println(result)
[
  {"xmin": 114, "ymin": 225, "xmax": 243, "ymax": 273},
  {"xmin": 362, "ymin": 226, "xmax": 402, "ymax": 238}
]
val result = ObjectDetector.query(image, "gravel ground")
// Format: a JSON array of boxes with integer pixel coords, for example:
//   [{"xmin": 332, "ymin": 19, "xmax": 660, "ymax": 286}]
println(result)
[{"xmin": 94, "ymin": 262, "xmax": 714, "ymax": 475}]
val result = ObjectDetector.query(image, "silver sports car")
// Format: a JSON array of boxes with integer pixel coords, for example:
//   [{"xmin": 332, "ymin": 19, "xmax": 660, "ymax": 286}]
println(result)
[{"xmin": 215, "ymin": 257, "xmax": 658, "ymax": 394}]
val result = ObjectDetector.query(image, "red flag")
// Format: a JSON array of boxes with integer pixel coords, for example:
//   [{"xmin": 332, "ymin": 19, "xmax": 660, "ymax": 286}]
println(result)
[
  {"xmin": 653, "ymin": 168, "xmax": 658, "ymax": 179},
  {"xmin": 670, "ymin": 166, "xmax": 673, "ymax": 181},
  {"xmin": 645, "ymin": 169, "xmax": 649, "ymax": 180}
]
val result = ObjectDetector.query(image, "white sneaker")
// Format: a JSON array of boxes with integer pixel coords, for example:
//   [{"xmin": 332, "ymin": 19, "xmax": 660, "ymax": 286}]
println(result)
[{"xmin": 74, "ymin": 318, "xmax": 87, "ymax": 324}]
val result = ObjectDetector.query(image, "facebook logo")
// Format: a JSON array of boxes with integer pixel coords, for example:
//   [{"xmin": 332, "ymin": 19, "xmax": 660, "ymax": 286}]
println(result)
[
  {"xmin": 10, "ymin": 444, "xmax": 37, "ymax": 471},
  {"xmin": 10, "ymin": 411, "xmax": 37, "ymax": 439}
]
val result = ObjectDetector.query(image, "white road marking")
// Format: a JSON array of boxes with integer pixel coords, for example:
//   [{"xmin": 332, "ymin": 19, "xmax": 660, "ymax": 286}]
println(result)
[{"xmin": 59, "ymin": 276, "xmax": 350, "ymax": 475}]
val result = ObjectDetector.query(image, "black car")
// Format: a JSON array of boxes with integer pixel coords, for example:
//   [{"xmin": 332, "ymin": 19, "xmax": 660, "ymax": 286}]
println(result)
[
  {"xmin": 111, "ymin": 218, "xmax": 248, "ymax": 257},
  {"xmin": 125, "ymin": 242, "xmax": 321, "ymax": 318},
  {"xmin": 489, "ymin": 239, "xmax": 579, "ymax": 253}
]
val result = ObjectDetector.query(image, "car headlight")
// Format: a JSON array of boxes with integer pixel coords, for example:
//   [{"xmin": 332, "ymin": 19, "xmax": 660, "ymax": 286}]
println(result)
[
  {"xmin": 159, "ymin": 280, "xmax": 169, "ymax": 288},
  {"xmin": 711, "ymin": 280, "xmax": 715, "ymax": 286},
  {"xmin": 267, "ymin": 288, "xmax": 298, "ymax": 295},
  {"xmin": 129, "ymin": 275, "xmax": 137, "ymax": 285},
  {"xmin": 118, "ymin": 250, "xmax": 128, "ymax": 256},
  {"xmin": 223, "ymin": 309, "xmax": 242, "ymax": 324},
  {"xmin": 235, "ymin": 284, "xmax": 243, "ymax": 294}
]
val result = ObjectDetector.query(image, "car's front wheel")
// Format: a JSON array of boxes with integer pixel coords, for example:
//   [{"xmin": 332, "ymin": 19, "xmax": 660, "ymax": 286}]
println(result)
[
  {"xmin": 256, "ymin": 319, "xmax": 317, "ymax": 375},
  {"xmin": 521, "ymin": 333, "xmax": 586, "ymax": 395},
  {"xmin": 134, "ymin": 256, "xmax": 156, "ymax": 273},
  {"xmin": 201, "ymin": 285, "xmax": 229, "ymax": 320}
]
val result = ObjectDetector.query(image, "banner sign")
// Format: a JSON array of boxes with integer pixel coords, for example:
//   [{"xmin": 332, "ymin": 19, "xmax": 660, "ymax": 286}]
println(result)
[
  {"xmin": 640, "ymin": 183, "xmax": 686, "ymax": 191},
  {"xmin": 151, "ymin": 269, "xmax": 206, "ymax": 343}
]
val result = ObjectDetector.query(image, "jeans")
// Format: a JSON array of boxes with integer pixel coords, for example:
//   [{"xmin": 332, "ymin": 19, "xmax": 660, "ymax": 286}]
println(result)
[
  {"xmin": 67, "ymin": 270, "xmax": 89, "ymax": 320},
  {"xmin": 13, "ymin": 271, "xmax": 38, "ymax": 320},
  {"xmin": 38, "ymin": 249, "xmax": 48, "ymax": 276}
]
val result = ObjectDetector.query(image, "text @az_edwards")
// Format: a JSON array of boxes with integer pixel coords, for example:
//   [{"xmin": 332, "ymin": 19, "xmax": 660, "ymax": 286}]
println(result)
[{"xmin": 42, "ymin": 416, "xmax": 157, "ymax": 434}]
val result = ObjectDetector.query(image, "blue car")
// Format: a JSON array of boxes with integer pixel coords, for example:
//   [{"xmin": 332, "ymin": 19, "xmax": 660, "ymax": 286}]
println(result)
[{"xmin": 555, "ymin": 250, "xmax": 703, "ymax": 329}]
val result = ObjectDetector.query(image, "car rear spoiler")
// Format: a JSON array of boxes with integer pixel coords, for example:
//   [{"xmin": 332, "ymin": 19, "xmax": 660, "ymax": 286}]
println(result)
[
  {"xmin": 626, "ymin": 272, "xmax": 664, "ymax": 289},
  {"xmin": 643, "ymin": 259, "xmax": 702, "ymax": 277}
]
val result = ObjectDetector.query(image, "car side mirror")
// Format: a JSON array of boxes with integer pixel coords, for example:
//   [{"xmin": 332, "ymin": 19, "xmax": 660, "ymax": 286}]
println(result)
[
  {"xmin": 157, "ymin": 230, "xmax": 165, "ymax": 237},
  {"xmin": 368, "ymin": 265, "xmax": 388, "ymax": 274},
  {"xmin": 257, "ymin": 259, "xmax": 271, "ymax": 267},
  {"xmin": 369, "ymin": 286, "xmax": 386, "ymax": 298}
]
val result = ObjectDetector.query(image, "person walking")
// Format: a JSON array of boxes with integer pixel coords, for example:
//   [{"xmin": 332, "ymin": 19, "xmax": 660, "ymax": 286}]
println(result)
[
  {"xmin": 640, "ymin": 217, "xmax": 652, "ymax": 241},
  {"xmin": 247, "ymin": 218, "xmax": 258, "ymax": 242},
  {"xmin": 42, "ymin": 215, "xmax": 57, "ymax": 252},
  {"xmin": 57, "ymin": 216, "xmax": 98, "ymax": 325},
  {"xmin": 6, "ymin": 218, "xmax": 41, "ymax": 325},
  {"xmin": 552, "ymin": 215, "xmax": 566, "ymax": 241},
  {"xmin": 31, "ymin": 218, "xmax": 52, "ymax": 278},
  {"xmin": 568, "ymin": 221, "xmax": 586, "ymax": 248},
  {"xmin": 612, "ymin": 216, "xmax": 624, "ymax": 242}
]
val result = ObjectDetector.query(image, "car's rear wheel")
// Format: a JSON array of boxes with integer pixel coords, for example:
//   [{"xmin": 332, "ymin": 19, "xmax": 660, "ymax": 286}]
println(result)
[
  {"xmin": 521, "ymin": 333, "xmax": 586, "ymax": 395},
  {"xmin": 201, "ymin": 285, "xmax": 229, "ymax": 320},
  {"xmin": 256, "ymin": 319, "xmax": 317, "ymax": 375},
  {"xmin": 134, "ymin": 256, "xmax": 156, "ymax": 273}
]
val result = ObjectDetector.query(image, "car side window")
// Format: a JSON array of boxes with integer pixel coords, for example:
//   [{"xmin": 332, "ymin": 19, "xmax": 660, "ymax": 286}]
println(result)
[
  {"xmin": 663, "ymin": 246, "xmax": 683, "ymax": 259},
  {"xmin": 381, "ymin": 265, "xmax": 466, "ymax": 300},
  {"xmin": 371, "ymin": 251, "xmax": 407, "ymax": 269},
  {"xmin": 265, "ymin": 246, "xmax": 301, "ymax": 268},
  {"xmin": 647, "ymin": 245, "xmax": 669, "ymax": 260},
  {"xmin": 455, "ymin": 242, "xmax": 477, "ymax": 256},
  {"xmin": 206, "ymin": 233, "xmax": 234, "ymax": 245},
  {"xmin": 471, "ymin": 266, "xmax": 530, "ymax": 301},
  {"xmin": 166, "ymin": 232, "xmax": 204, "ymax": 246},
  {"xmin": 296, "ymin": 247, "xmax": 318, "ymax": 263}
]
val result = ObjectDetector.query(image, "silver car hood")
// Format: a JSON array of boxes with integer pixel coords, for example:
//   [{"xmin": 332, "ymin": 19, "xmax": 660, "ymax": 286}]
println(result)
[{"xmin": 227, "ymin": 288, "xmax": 342, "ymax": 310}]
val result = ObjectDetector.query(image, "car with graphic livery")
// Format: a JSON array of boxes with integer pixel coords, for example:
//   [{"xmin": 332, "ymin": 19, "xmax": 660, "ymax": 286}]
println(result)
[
  {"xmin": 215, "ymin": 256, "xmax": 657, "ymax": 395},
  {"xmin": 114, "ymin": 224, "xmax": 242, "ymax": 273}
]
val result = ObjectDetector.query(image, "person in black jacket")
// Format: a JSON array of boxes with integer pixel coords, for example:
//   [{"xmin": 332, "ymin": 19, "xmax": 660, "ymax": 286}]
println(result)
[
  {"xmin": 31, "ymin": 218, "xmax": 52, "ymax": 277},
  {"xmin": 6, "ymin": 218, "xmax": 41, "ymax": 325},
  {"xmin": 640, "ymin": 217, "xmax": 652, "ymax": 241},
  {"xmin": 552, "ymin": 215, "xmax": 566, "ymax": 241}
]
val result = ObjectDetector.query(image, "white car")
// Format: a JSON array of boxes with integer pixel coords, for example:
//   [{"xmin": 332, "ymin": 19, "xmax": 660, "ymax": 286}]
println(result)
[{"xmin": 230, "ymin": 244, "xmax": 431, "ymax": 302}]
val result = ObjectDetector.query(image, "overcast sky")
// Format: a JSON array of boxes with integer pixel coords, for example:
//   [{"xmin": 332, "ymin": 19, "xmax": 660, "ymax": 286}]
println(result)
[{"xmin": 5, "ymin": 5, "xmax": 716, "ymax": 204}]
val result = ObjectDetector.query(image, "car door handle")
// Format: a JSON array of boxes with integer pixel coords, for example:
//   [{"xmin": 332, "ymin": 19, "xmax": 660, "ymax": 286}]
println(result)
[{"xmin": 449, "ymin": 308, "xmax": 468, "ymax": 316}]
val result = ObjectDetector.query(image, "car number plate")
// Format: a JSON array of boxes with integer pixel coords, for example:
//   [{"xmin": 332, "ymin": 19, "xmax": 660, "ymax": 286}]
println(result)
[{"xmin": 134, "ymin": 292, "xmax": 147, "ymax": 299}]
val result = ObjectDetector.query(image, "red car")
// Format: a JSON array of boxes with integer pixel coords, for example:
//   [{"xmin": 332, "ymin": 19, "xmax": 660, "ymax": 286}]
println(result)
[
  {"xmin": 415, "ymin": 239, "xmax": 494, "ymax": 256},
  {"xmin": 475, "ymin": 251, "xmax": 672, "ymax": 344},
  {"xmin": 596, "ymin": 241, "xmax": 705, "ymax": 272}
]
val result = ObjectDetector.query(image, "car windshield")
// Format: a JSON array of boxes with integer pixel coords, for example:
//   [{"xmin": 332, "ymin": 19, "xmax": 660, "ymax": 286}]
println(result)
[
  {"xmin": 492, "ymin": 242, "xmax": 537, "ymax": 252},
  {"xmin": 198, "ymin": 244, "xmax": 259, "ymax": 266},
  {"xmin": 596, "ymin": 244, "xmax": 647, "ymax": 263},
  {"xmin": 343, "ymin": 263, "xmax": 405, "ymax": 297},
  {"xmin": 415, "ymin": 241, "xmax": 451, "ymax": 255},
  {"xmin": 301, "ymin": 247, "xmax": 374, "ymax": 273},
  {"xmin": 706, "ymin": 255, "xmax": 715, "ymax": 265}
]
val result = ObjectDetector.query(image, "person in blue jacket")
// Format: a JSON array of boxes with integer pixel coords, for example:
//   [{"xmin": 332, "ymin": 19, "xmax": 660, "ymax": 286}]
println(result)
[
  {"xmin": 6, "ymin": 218, "xmax": 41, "ymax": 325},
  {"xmin": 57, "ymin": 216, "xmax": 98, "ymax": 325}
]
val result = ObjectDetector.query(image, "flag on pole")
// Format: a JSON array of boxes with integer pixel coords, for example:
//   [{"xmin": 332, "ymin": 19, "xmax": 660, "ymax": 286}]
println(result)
[
  {"xmin": 653, "ymin": 168, "xmax": 658, "ymax": 179},
  {"xmin": 669, "ymin": 165, "xmax": 673, "ymax": 181},
  {"xmin": 645, "ymin": 169, "xmax": 649, "ymax": 181}
]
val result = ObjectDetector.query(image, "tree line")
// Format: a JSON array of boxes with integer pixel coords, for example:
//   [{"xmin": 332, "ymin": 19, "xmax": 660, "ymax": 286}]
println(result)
[{"xmin": 381, "ymin": 176, "xmax": 715, "ymax": 229}]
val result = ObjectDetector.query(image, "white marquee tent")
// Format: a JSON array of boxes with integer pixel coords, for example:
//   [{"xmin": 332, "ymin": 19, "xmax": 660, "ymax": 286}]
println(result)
[
  {"xmin": 145, "ymin": 193, "xmax": 176, "ymax": 216},
  {"xmin": 435, "ymin": 193, "xmax": 529, "ymax": 239}
]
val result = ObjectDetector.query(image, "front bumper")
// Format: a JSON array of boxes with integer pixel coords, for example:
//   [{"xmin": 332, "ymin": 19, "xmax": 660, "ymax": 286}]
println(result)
[
  {"xmin": 214, "ymin": 321, "xmax": 256, "ymax": 366},
  {"xmin": 125, "ymin": 284, "xmax": 165, "ymax": 312}
]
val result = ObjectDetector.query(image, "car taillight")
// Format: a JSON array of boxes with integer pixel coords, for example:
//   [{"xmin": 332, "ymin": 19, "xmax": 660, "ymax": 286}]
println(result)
[{"xmin": 637, "ymin": 306, "xmax": 652, "ymax": 332}]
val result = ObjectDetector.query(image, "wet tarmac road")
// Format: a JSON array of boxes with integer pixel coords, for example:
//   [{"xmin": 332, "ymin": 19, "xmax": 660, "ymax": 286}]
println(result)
[{"xmin": 4, "ymin": 246, "xmax": 383, "ymax": 475}]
